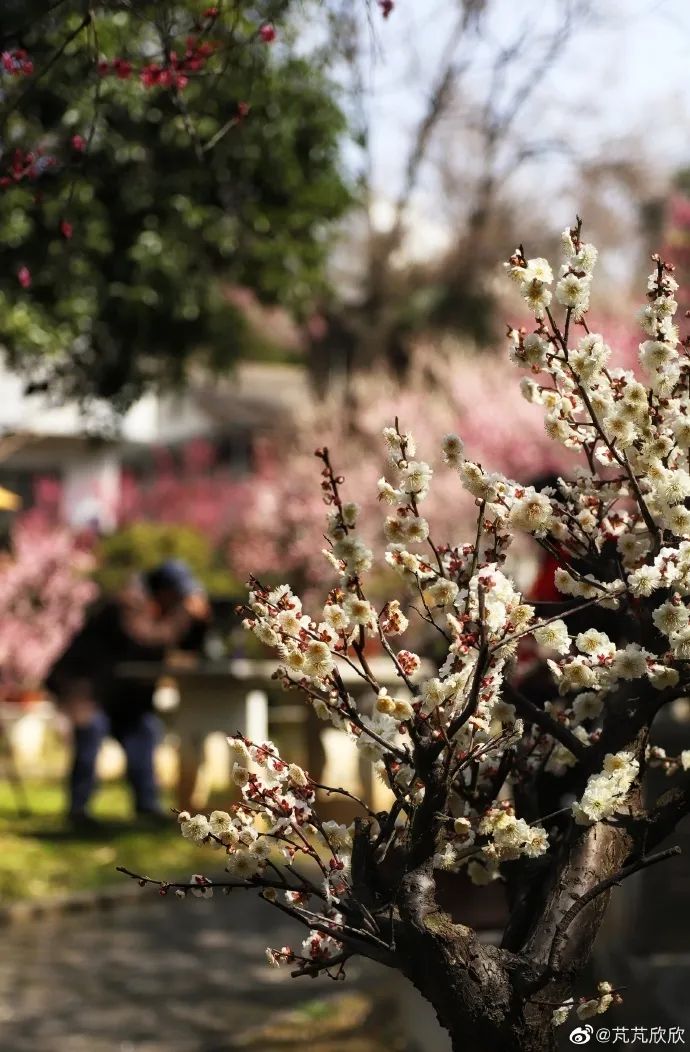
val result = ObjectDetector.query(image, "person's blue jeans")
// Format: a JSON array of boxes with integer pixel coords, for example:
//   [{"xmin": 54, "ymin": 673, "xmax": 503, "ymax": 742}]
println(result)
[{"xmin": 69, "ymin": 709, "xmax": 161, "ymax": 816}]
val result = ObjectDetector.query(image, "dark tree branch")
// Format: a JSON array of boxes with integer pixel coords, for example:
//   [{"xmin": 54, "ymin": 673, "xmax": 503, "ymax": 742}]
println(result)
[
  {"xmin": 547, "ymin": 846, "xmax": 681, "ymax": 975},
  {"xmin": 644, "ymin": 774, "xmax": 690, "ymax": 851},
  {"xmin": 504, "ymin": 683, "xmax": 588, "ymax": 763}
]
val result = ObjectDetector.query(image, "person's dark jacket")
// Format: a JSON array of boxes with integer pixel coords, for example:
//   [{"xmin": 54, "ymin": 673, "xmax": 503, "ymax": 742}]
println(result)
[{"xmin": 47, "ymin": 597, "xmax": 207, "ymax": 726}]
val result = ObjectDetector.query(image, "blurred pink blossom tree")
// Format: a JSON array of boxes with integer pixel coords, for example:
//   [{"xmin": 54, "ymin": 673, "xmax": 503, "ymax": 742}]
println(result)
[
  {"xmin": 661, "ymin": 188, "xmax": 690, "ymax": 335},
  {"xmin": 21, "ymin": 328, "xmax": 641, "ymax": 615},
  {"xmin": 117, "ymin": 439, "xmax": 254, "ymax": 545},
  {"xmin": 227, "ymin": 343, "xmax": 578, "ymax": 588},
  {"xmin": 0, "ymin": 512, "xmax": 98, "ymax": 692}
]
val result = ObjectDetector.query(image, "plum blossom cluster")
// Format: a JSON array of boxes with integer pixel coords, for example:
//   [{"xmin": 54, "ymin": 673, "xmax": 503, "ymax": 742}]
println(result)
[
  {"xmin": 432, "ymin": 804, "xmax": 549, "ymax": 886},
  {"xmin": 240, "ymin": 434, "xmax": 588, "ymax": 891},
  {"xmin": 491, "ymin": 223, "xmax": 690, "ymax": 787},
  {"xmin": 571, "ymin": 751, "xmax": 640, "ymax": 825},
  {"xmin": 98, "ymin": 37, "xmax": 219, "ymax": 92},
  {"xmin": 125, "ymin": 223, "xmax": 690, "ymax": 1043},
  {"xmin": 1, "ymin": 50, "xmax": 33, "ymax": 77},
  {"xmin": 200, "ymin": 233, "xmax": 690, "ymax": 894},
  {"xmin": 552, "ymin": 981, "xmax": 621, "ymax": 1027},
  {"xmin": 175, "ymin": 735, "xmax": 361, "ymax": 976},
  {"xmin": 0, "ymin": 147, "xmax": 58, "ymax": 191},
  {"xmin": 507, "ymin": 228, "xmax": 597, "ymax": 323},
  {"xmin": 242, "ymin": 435, "xmax": 574, "ymax": 886}
]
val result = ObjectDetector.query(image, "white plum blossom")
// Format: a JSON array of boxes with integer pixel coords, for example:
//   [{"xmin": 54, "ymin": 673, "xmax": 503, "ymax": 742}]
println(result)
[
  {"xmin": 555, "ymin": 272, "xmax": 589, "ymax": 315},
  {"xmin": 478, "ymin": 808, "xmax": 549, "ymax": 862},
  {"xmin": 180, "ymin": 813, "xmax": 210, "ymax": 843},
  {"xmin": 343, "ymin": 594, "xmax": 376, "ymax": 629},
  {"xmin": 506, "ymin": 255, "xmax": 553, "ymax": 317},
  {"xmin": 552, "ymin": 1000, "xmax": 574, "ymax": 1026},
  {"xmin": 628, "ymin": 564, "xmax": 662, "ymax": 597},
  {"xmin": 611, "ymin": 645, "xmax": 650, "ymax": 682},
  {"xmin": 533, "ymin": 618, "xmax": 571, "ymax": 655},
  {"xmin": 190, "ymin": 874, "xmax": 213, "ymax": 898},
  {"xmin": 424, "ymin": 577, "xmax": 460, "ymax": 608},
  {"xmin": 441, "ymin": 433, "xmax": 464, "ymax": 467},
  {"xmin": 509, "ymin": 490, "xmax": 553, "ymax": 533},
  {"xmin": 572, "ymin": 691, "xmax": 603, "ymax": 724},
  {"xmin": 576, "ymin": 982, "xmax": 615, "ymax": 1021},
  {"xmin": 572, "ymin": 751, "xmax": 640, "ymax": 825},
  {"xmin": 323, "ymin": 602, "xmax": 349, "ymax": 632},
  {"xmin": 652, "ymin": 598, "xmax": 689, "ymax": 637},
  {"xmin": 575, "ymin": 629, "xmax": 615, "ymax": 660},
  {"xmin": 420, "ymin": 677, "xmax": 449, "ymax": 714},
  {"xmin": 400, "ymin": 460, "xmax": 433, "ymax": 500},
  {"xmin": 382, "ymin": 426, "xmax": 415, "ymax": 461},
  {"xmin": 208, "ymin": 810, "xmax": 233, "ymax": 838},
  {"xmin": 380, "ymin": 599, "xmax": 409, "ymax": 636},
  {"xmin": 377, "ymin": 477, "xmax": 400, "ymax": 504}
]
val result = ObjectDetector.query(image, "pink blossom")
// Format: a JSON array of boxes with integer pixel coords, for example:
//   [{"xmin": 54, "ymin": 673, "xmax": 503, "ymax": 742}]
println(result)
[{"xmin": 0, "ymin": 512, "xmax": 98, "ymax": 690}]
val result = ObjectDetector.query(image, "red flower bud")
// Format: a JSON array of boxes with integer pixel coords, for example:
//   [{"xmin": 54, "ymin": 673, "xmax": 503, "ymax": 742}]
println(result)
[
  {"xmin": 259, "ymin": 23, "xmax": 276, "ymax": 43},
  {"xmin": 60, "ymin": 219, "xmax": 73, "ymax": 240},
  {"xmin": 17, "ymin": 266, "xmax": 31, "ymax": 289},
  {"xmin": 141, "ymin": 64, "xmax": 162, "ymax": 88},
  {"xmin": 71, "ymin": 134, "xmax": 86, "ymax": 153},
  {"xmin": 113, "ymin": 58, "xmax": 133, "ymax": 80}
]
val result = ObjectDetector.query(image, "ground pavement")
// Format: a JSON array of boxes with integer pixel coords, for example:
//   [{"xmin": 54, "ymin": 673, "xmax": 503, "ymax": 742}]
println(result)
[{"xmin": 0, "ymin": 892, "xmax": 407, "ymax": 1052}]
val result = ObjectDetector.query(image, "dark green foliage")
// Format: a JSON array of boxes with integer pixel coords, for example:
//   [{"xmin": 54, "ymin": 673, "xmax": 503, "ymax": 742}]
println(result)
[
  {"xmin": 96, "ymin": 521, "xmax": 238, "ymax": 596},
  {"xmin": 0, "ymin": 2, "xmax": 351, "ymax": 406}
]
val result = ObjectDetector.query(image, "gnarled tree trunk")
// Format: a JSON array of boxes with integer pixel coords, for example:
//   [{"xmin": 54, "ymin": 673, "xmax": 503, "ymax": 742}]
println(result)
[{"xmin": 390, "ymin": 814, "xmax": 639, "ymax": 1052}]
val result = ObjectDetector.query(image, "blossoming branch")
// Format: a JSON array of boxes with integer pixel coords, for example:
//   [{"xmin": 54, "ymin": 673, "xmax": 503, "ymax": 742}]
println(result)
[{"xmin": 122, "ymin": 221, "xmax": 690, "ymax": 1052}]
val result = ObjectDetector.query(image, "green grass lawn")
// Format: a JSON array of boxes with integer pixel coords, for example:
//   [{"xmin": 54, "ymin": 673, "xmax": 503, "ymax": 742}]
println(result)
[{"xmin": 0, "ymin": 780, "xmax": 218, "ymax": 903}]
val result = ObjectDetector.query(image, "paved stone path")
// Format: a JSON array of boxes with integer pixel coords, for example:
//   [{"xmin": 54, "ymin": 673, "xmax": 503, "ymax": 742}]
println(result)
[
  {"xmin": 0, "ymin": 894, "xmax": 405, "ymax": 1052},
  {"xmin": 5, "ymin": 890, "xmax": 690, "ymax": 1052}
]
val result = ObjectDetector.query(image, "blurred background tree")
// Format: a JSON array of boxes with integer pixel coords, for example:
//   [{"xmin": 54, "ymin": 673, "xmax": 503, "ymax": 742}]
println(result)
[
  {"xmin": 308, "ymin": 1, "xmax": 588, "ymax": 389},
  {"xmin": 0, "ymin": 511, "xmax": 97, "ymax": 692},
  {"xmin": 0, "ymin": 1, "xmax": 351, "ymax": 407},
  {"xmin": 0, "ymin": 0, "xmax": 663, "ymax": 409},
  {"xmin": 654, "ymin": 166, "xmax": 690, "ymax": 337},
  {"xmin": 95, "ymin": 521, "xmax": 237, "ymax": 596},
  {"xmin": 309, "ymin": 0, "xmax": 662, "ymax": 396}
]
